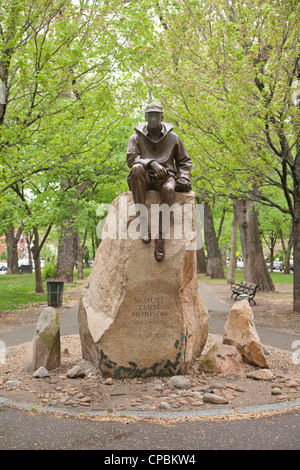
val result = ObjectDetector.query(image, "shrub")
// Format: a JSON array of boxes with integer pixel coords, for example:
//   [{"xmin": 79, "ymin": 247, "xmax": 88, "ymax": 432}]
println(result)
[{"xmin": 43, "ymin": 260, "xmax": 58, "ymax": 280}]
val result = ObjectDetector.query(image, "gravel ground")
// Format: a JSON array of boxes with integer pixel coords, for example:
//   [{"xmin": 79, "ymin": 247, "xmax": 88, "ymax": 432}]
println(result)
[
  {"xmin": 1, "ymin": 334, "xmax": 299, "ymax": 415},
  {"xmin": 1, "ymin": 279, "xmax": 299, "ymax": 417}
]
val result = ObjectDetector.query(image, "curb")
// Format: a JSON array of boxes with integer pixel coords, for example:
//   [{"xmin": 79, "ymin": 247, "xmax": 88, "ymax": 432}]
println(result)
[{"xmin": 1, "ymin": 395, "xmax": 300, "ymax": 420}]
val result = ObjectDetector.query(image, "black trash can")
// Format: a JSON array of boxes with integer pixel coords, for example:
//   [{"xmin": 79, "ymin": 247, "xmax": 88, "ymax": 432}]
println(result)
[{"xmin": 46, "ymin": 281, "xmax": 64, "ymax": 307}]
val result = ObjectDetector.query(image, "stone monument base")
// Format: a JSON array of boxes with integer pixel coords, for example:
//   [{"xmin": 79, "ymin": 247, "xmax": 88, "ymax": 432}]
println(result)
[{"xmin": 78, "ymin": 191, "xmax": 208, "ymax": 378}]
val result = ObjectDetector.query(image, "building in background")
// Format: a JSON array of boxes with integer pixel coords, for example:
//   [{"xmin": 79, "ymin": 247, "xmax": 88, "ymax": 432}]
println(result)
[{"xmin": 0, "ymin": 233, "xmax": 29, "ymax": 262}]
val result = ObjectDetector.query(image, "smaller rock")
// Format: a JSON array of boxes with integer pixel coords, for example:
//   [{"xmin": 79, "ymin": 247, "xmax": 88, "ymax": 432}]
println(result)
[
  {"xmin": 222, "ymin": 391, "xmax": 236, "ymax": 401},
  {"xmin": 24, "ymin": 307, "xmax": 60, "ymax": 374},
  {"xmin": 159, "ymin": 401, "xmax": 172, "ymax": 410},
  {"xmin": 276, "ymin": 395, "xmax": 289, "ymax": 400},
  {"xmin": 225, "ymin": 383, "xmax": 246, "ymax": 392},
  {"xmin": 78, "ymin": 359, "xmax": 95, "ymax": 373},
  {"xmin": 203, "ymin": 393, "xmax": 228, "ymax": 404},
  {"xmin": 271, "ymin": 388, "xmax": 282, "ymax": 396},
  {"xmin": 246, "ymin": 369, "xmax": 274, "ymax": 381},
  {"xmin": 166, "ymin": 375, "xmax": 191, "ymax": 390},
  {"xmin": 208, "ymin": 383, "xmax": 226, "ymax": 390},
  {"xmin": 104, "ymin": 377, "xmax": 113, "ymax": 385},
  {"xmin": 200, "ymin": 343, "xmax": 243, "ymax": 374},
  {"xmin": 152, "ymin": 379, "xmax": 163, "ymax": 385},
  {"xmin": 64, "ymin": 400, "xmax": 77, "ymax": 406},
  {"xmin": 6, "ymin": 379, "xmax": 23, "ymax": 386},
  {"xmin": 223, "ymin": 300, "xmax": 268, "ymax": 368},
  {"xmin": 177, "ymin": 399, "xmax": 189, "ymax": 405},
  {"xmin": 66, "ymin": 365, "xmax": 86, "ymax": 379},
  {"xmin": 87, "ymin": 372, "xmax": 97, "ymax": 378},
  {"xmin": 33, "ymin": 367, "xmax": 50, "ymax": 378},
  {"xmin": 79, "ymin": 397, "xmax": 91, "ymax": 404},
  {"xmin": 285, "ymin": 380, "xmax": 298, "ymax": 388},
  {"xmin": 190, "ymin": 401, "xmax": 204, "ymax": 407},
  {"xmin": 59, "ymin": 396, "xmax": 70, "ymax": 404},
  {"xmin": 190, "ymin": 391, "xmax": 202, "ymax": 399},
  {"xmin": 142, "ymin": 395, "xmax": 155, "ymax": 401}
]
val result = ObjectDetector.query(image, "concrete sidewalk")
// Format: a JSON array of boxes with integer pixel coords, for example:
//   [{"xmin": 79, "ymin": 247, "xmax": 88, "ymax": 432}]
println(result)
[
  {"xmin": 0, "ymin": 304, "xmax": 79, "ymax": 349},
  {"xmin": 1, "ymin": 284, "xmax": 299, "ymax": 354},
  {"xmin": 198, "ymin": 284, "xmax": 300, "ymax": 354}
]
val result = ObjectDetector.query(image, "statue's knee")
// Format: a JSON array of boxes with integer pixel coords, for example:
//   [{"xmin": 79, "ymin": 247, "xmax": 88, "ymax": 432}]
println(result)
[{"xmin": 131, "ymin": 163, "xmax": 145, "ymax": 178}]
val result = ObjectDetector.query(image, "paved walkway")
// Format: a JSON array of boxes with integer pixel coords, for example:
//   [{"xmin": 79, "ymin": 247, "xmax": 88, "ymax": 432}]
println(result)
[
  {"xmin": 1, "ymin": 284, "xmax": 299, "ymax": 353},
  {"xmin": 199, "ymin": 285, "xmax": 300, "ymax": 354}
]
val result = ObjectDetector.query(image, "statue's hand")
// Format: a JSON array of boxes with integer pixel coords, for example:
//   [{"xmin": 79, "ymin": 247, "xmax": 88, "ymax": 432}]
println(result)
[{"xmin": 150, "ymin": 161, "xmax": 168, "ymax": 179}]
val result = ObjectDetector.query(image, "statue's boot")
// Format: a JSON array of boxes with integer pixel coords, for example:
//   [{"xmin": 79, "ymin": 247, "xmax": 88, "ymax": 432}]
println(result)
[{"xmin": 154, "ymin": 239, "xmax": 165, "ymax": 262}]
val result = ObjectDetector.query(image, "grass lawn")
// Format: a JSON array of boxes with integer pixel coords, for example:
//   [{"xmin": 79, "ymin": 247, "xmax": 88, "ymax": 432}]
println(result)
[
  {"xmin": 0, "ymin": 268, "xmax": 91, "ymax": 312},
  {"xmin": 198, "ymin": 268, "xmax": 294, "ymax": 285},
  {"xmin": 0, "ymin": 267, "xmax": 292, "ymax": 313}
]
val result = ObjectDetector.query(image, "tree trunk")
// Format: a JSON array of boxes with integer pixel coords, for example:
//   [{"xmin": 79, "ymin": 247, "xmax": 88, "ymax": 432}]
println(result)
[
  {"xmin": 5, "ymin": 226, "xmax": 22, "ymax": 274},
  {"xmin": 293, "ymin": 219, "xmax": 300, "ymax": 313},
  {"xmin": 227, "ymin": 214, "xmax": 238, "ymax": 284},
  {"xmin": 220, "ymin": 244, "xmax": 228, "ymax": 266},
  {"xmin": 269, "ymin": 246, "xmax": 274, "ymax": 273},
  {"xmin": 77, "ymin": 241, "xmax": 84, "ymax": 280},
  {"xmin": 26, "ymin": 232, "xmax": 33, "ymax": 271},
  {"xmin": 280, "ymin": 223, "xmax": 293, "ymax": 275},
  {"xmin": 31, "ymin": 227, "xmax": 44, "ymax": 293},
  {"xmin": 77, "ymin": 230, "xmax": 87, "ymax": 280},
  {"xmin": 56, "ymin": 220, "xmax": 78, "ymax": 282},
  {"xmin": 91, "ymin": 229, "xmax": 96, "ymax": 260},
  {"xmin": 83, "ymin": 246, "xmax": 90, "ymax": 268},
  {"xmin": 264, "ymin": 231, "xmax": 277, "ymax": 272},
  {"xmin": 197, "ymin": 247, "xmax": 207, "ymax": 273},
  {"xmin": 203, "ymin": 202, "xmax": 225, "ymax": 279},
  {"xmin": 233, "ymin": 198, "xmax": 274, "ymax": 291},
  {"xmin": 293, "ymin": 167, "xmax": 300, "ymax": 311}
]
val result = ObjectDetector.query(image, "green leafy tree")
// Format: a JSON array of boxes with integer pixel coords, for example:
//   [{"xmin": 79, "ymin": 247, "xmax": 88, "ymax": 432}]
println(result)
[
  {"xmin": 144, "ymin": 0, "xmax": 299, "ymax": 308},
  {"xmin": 0, "ymin": 0, "xmax": 154, "ymax": 193},
  {"xmin": 0, "ymin": 0, "xmax": 156, "ymax": 286}
]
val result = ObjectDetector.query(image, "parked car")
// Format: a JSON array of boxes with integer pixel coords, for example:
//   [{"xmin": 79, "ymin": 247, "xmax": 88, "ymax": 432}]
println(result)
[
  {"xmin": 280, "ymin": 262, "xmax": 294, "ymax": 272},
  {"xmin": 272, "ymin": 261, "xmax": 283, "ymax": 271},
  {"xmin": 0, "ymin": 265, "xmax": 7, "ymax": 271}
]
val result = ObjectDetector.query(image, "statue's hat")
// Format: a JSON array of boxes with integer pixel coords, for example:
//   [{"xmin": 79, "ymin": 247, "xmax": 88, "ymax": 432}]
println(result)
[{"xmin": 145, "ymin": 102, "xmax": 163, "ymax": 113}]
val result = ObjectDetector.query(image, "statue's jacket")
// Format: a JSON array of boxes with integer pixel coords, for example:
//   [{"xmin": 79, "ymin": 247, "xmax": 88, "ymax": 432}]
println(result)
[{"xmin": 127, "ymin": 122, "xmax": 191, "ymax": 181}]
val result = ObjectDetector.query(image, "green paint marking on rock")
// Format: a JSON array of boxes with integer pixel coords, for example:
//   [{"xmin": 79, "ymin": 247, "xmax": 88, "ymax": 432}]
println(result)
[{"xmin": 129, "ymin": 361, "xmax": 137, "ymax": 368}]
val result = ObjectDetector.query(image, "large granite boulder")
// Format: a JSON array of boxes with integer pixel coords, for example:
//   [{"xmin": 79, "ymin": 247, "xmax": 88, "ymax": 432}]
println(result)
[
  {"xmin": 78, "ymin": 191, "xmax": 208, "ymax": 378},
  {"xmin": 223, "ymin": 300, "xmax": 268, "ymax": 368},
  {"xmin": 24, "ymin": 307, "xmax": 60, "ymax": 374}
]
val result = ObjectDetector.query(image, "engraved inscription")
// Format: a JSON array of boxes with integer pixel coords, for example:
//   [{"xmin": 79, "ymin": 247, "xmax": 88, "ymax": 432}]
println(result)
[{"xmin": 131, "ymin": 296, "xmax": 169, "ymax": 328}]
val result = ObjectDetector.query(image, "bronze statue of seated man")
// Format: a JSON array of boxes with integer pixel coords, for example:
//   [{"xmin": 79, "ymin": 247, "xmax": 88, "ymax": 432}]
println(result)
[{"xmin": 127, "ymin": 102, "xmax": 192, "ymax": 261}]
